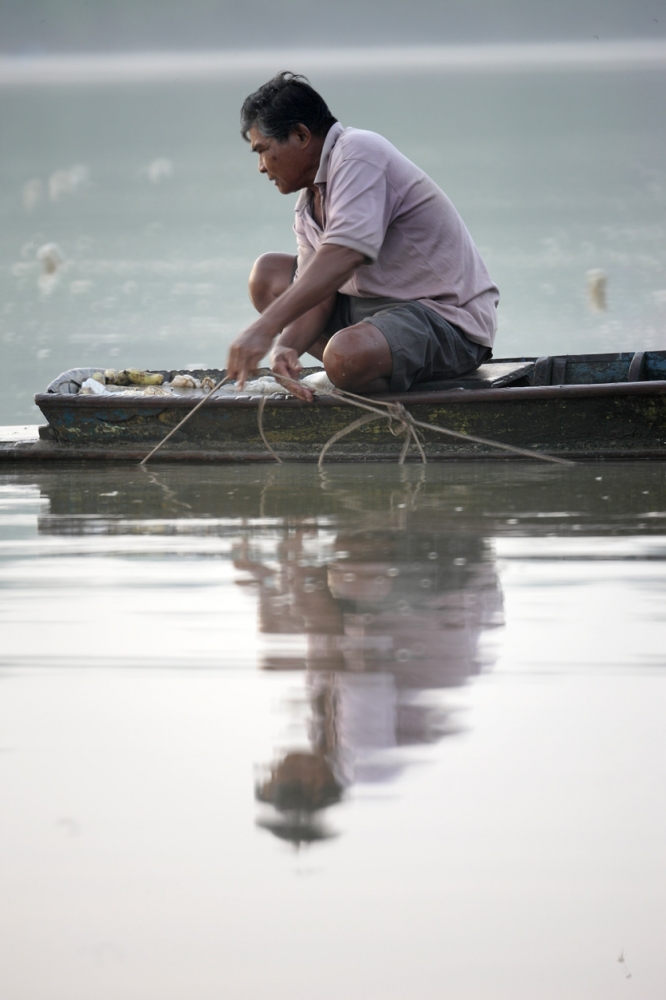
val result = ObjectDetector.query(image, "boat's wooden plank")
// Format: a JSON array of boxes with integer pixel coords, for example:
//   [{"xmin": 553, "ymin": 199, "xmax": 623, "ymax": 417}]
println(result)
[
  {"xmin": 499, "ymin": 351, "xmax": 666, "ymax": 385},
  {"xmin": 408, "ymin": 361, "xmax": 534, "ymax": 392},
  {"xmin": 0, "ymin": 441, "xmax": 277, "ymax": 462},
  {"xmin": 3, "ymin": 440, "xmax": 666, "ymax": 464}
]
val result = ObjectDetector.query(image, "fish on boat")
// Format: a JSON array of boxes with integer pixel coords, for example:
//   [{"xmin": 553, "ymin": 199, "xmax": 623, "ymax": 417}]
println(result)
[{"xmin": 3, "ymin": 350, "xmax": 666, "ymax": 462}]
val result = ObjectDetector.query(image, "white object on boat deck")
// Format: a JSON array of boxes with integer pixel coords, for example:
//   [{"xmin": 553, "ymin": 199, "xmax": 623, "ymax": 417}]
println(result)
[
  {"xmin": 302, "ymin": 371, "xmax": 335, "ymax": 393},
  {"xmin": 80, "ymin": 377, "xmax": 109, "ymax": 395},
  {"xmin": 45, "ymin": 368, "xmax": 336, "ymax": 399}
]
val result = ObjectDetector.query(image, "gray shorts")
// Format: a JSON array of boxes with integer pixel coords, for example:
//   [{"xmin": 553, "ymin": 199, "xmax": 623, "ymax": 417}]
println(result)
[{"xmin": 323, "ymin": 294, "xmax": 491, "ymax": 393}]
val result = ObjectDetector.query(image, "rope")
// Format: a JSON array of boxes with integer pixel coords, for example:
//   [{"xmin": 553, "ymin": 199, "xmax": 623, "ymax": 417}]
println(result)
[
  {"xmin": 257, "ymin": 394, "xmax": 283, "ymax": 464},
  {"xmin": 270, "ymin": 376, "xmax": 574, "ymax": 467},
  {"xmin": 384, "ymin": 401, "xmax": 428, "ymax": 465},
  {"xmin": 140, "ymin": 369, "xmax": 575, "ymax": 467},
  {"xmin": 317, "ymin": 412, "xmax": 384, "ymax": 468},
  {"xmin": 139, "ymin": 375, "xmax": 232, "ymax": 465}
]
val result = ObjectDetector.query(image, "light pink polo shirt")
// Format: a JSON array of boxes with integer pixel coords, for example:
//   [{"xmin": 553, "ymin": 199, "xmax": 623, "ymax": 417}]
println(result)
[{"xmin": 294, "ymin": 123, "xmax": 499, "ymax": 347}]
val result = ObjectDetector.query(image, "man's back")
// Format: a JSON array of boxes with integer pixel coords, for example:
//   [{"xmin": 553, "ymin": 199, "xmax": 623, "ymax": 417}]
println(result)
[{"xmin": 295, "ymin": 125, "xmax": 499, "ymax": 347}]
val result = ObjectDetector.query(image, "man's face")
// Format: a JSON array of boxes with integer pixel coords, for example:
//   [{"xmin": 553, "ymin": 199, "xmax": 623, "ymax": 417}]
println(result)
[{"xmin": 248, "ymin": 125, "xmax": 313, "ymax": 195}]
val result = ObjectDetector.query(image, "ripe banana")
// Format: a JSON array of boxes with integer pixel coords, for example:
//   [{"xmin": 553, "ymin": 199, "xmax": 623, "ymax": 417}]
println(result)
[{"xmin": 124, "ymin": 369, "xmax": 164, "ymax": 386}]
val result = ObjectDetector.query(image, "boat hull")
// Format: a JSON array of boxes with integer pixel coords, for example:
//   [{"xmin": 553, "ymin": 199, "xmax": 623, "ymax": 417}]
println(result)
[{"xmin": 30, "ymin": 380, "xmax": 666, "ymax": 462}]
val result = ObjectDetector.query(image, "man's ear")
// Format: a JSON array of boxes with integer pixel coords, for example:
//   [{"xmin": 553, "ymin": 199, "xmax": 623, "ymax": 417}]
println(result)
[{"xmin": 291, "ymin": 124, "xmax": 312, "ymax": 146}]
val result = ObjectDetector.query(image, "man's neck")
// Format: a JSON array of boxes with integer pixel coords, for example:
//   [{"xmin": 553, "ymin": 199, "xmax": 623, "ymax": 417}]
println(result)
[{"xmin": 305, "ymin": 135, "xmax": 327, "ymax": 194}]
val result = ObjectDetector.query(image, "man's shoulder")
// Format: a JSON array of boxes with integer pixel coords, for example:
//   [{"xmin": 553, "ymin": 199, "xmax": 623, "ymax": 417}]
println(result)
[{"xmin": 332, "ymin": 127, "xmax": 405, "ymax": 167}]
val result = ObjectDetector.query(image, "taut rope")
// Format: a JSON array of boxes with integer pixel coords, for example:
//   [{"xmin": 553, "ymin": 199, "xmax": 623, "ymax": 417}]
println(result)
[{"xmin": 139, "ymin": 375, "xmax": 232, "ymax": 465}]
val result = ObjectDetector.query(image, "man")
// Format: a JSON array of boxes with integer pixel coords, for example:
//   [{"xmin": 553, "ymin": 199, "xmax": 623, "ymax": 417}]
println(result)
[{"xmin": 227, "ymin": 72, "xmax": 499, "ymax": 401}]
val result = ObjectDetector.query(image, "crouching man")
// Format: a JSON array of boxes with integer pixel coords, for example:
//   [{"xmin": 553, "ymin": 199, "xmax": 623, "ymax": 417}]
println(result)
[{"xmin": 226, "ymin": 72, "xmax": 499, "ymax": 401}]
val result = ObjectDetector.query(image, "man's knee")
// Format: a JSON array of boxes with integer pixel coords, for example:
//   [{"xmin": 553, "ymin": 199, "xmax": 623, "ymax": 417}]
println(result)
[
  {"xmin": 323, "ymin": 323, "xmax": 391, "ymax": 390},
  {"xmin": 249, "ymin": 252, "xmax": 296, "ymax": 312}
]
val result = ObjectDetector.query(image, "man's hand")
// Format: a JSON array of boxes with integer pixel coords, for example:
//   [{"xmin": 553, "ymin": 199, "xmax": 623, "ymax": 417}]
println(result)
[
  {"xmin": 226, "ymin": 321, "xmax": 274, "ymax": 389},
  {"xmin": 271, "ymin": 345, "xmax": 314, "ymax": 402}
]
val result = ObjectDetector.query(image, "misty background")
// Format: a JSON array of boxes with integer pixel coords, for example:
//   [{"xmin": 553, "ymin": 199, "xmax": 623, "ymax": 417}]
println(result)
[
  {"xmin": 1, "ymin": 2, "xmax": 665, "ymax": 423},
  {"xmin": 2, "ymin": 0, "xmax": 665, "ymax": 54}
]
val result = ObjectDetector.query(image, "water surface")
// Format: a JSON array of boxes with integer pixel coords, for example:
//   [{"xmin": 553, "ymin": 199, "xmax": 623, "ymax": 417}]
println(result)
[{"xmin": 1, "ymin": 461, "xmax": 665, "ymax": 998}]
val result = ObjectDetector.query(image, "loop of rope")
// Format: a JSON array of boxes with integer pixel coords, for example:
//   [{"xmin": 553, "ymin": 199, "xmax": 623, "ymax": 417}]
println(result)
[
  {"xmin": 383, "ymin": 402, "xmax": 428, "ymax": 465},
  {"xmin": 317, "ymin": 413, "xmax": 384, "ymax": 468},
  {"xmin": 257, "ymin": 394, "xmax": 284, "ymax": 464},
  {"xmin": 270, "ymin": 375, "xmax": 573, "ymax": 467}
]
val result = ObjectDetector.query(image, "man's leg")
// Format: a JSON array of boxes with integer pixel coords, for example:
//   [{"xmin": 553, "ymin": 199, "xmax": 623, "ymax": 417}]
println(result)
[
  {"xmin": 248, "ymin": 253, "xmax": 296, "ymax": 312},
  {"xmin": 323, "ymin": 323, "xmax": 393, "ymax": 394},
  {"xmin": 249, "ymin": 253, "xmax": 335, "ymax": 359}
]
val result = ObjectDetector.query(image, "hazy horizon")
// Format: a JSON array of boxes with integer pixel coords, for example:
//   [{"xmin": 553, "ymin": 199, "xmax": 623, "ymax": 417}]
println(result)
[
  {"xmin": 2, "ymin": 39, "xmax": 665, "ymax": 88},
  {"xmin": 2, "ymin": 0, "xmax": 664, "ymax": 56}
]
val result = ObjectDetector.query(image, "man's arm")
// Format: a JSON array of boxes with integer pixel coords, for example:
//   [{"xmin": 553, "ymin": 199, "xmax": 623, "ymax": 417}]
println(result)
[{"xmin": 226, "ymin": 243, "xmax": 365, "ymax": 389}]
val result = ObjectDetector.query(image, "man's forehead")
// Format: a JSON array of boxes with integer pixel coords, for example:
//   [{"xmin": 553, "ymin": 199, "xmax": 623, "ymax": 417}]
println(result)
[{"xmin": 248, "ymin": 126, "xmax": 270, "ymax": 150}]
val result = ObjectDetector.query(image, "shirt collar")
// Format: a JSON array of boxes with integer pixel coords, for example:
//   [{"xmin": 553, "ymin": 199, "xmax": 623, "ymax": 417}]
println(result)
[{"xmin": 313, "ymin": 122, "xmax": 344, "ymax": 184}]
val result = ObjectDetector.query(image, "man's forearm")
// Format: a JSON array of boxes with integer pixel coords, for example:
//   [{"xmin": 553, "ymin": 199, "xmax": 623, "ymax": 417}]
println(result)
[
  {"xmin": 274, "ymin": 297, "xmax": 336, "ymax": 356},
  {"xmin": 257, "ymin": 244, "xmax": 364, "ymax": 338},
  {"xmin": 227, "ymin": 243, "xmax": 365, "ymax": 387}
]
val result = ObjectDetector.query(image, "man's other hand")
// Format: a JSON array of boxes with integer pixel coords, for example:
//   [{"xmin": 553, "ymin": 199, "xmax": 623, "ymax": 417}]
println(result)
[
  {"xmin": 226, "ymin": 323, "xmax": 274, "ymax": 389},
  {"xmin": 271, "ymin": 346, "xmax": 314, "ymax": 402}
]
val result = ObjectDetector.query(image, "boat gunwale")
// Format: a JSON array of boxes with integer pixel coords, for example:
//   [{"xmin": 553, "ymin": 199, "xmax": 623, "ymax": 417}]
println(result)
[{"xmin": 34, "ymin": 378, "xmax": 666, "ymax": 411}]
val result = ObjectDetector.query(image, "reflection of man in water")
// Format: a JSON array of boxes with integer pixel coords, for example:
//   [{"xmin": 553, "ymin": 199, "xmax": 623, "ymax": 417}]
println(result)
[{"xmin": 235, "ymin": 528, "xmax": 503, "ymax": 842}]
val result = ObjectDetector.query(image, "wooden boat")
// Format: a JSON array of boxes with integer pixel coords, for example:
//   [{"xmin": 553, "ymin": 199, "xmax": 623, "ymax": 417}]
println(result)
[{"xmin": 3, "ymin": 349, "xmax": 666, "ymax": 463}]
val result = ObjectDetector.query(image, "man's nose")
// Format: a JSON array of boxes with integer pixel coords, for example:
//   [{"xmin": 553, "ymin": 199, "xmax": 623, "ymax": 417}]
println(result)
[{"xmin": 258, "ymin": 158, "xmax": 267, "ymax": 174}]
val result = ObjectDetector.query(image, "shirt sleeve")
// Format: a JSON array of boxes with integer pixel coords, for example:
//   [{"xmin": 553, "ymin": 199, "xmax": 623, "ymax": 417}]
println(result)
[{"xmin": 322, "ymin": 157, "xmax": 394, "ymax": 262}]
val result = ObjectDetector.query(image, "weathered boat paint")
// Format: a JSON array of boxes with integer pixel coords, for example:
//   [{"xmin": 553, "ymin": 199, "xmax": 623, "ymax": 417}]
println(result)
[{"xmin": 6, "ymin": 350, "xmax": 664, "ymax": 463}]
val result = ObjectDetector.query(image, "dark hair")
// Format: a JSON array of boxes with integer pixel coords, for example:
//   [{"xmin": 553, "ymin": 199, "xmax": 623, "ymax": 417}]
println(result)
[{"xmin": 240, "ymin": 71, "xmax": 337, "ymax": 142}]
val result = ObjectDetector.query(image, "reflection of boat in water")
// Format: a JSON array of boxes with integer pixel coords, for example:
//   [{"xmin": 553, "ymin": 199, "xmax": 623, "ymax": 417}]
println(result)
[{"xmin": 4, "ymin": 350, "xmax": 665, "ymax": 462}]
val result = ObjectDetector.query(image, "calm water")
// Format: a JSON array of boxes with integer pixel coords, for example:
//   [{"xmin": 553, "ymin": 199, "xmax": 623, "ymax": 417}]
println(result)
[
  {"xmin": 1, "ymin": 461, "xmax": 665, "ymax": 998},
  {"xmin": 1, "ymin": 57, "xmax": 666, "ymax": 998}
]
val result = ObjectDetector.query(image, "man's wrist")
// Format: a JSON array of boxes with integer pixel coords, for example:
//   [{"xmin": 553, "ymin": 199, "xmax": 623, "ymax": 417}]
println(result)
[
  {"xmin": 274, "ymin": 331, "xmax": 297, "ymax": 350},
  {"xmin": 246, "ymin": 316, "xmax": 281, "ymax": 346}
]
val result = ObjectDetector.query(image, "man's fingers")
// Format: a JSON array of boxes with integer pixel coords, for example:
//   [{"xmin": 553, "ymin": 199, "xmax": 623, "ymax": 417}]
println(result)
[
  {"xmin": 290, "ymin": 383, "xmax": 314, "ymax": 402},
  {"xmin": 230, "ymin": 354, "xmax": 261, "ymax": 390},
  {"xmin": 237, "ymin": 366, "xmax": 257, "ymax": 391},
  {"xmin": 272, "ymin": 362, "xmax": 295, "ymax": 384},
  {"xmin": 272, "ymin": 367, "xmax": 313, "ymax": 402},
  {"xmin": 271, "ymin": 351, "xmax": 302, "ymax": 382},
  {"xmin": 226, "ymin": 338, "xmax": 268, "ymax": 387}
]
